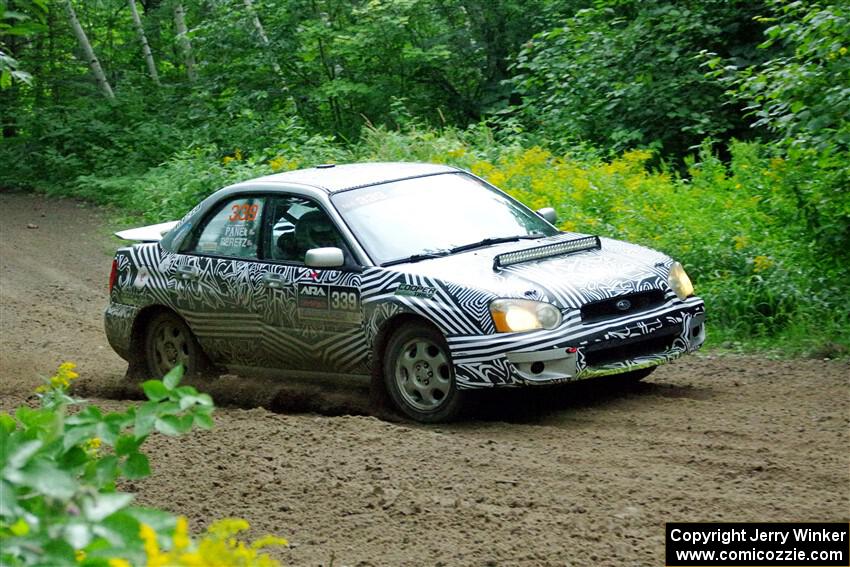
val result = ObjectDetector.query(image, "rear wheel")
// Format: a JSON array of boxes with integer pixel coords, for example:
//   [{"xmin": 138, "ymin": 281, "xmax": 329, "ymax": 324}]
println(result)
[
  {"xmin": 144, "ymin": 311, "xmax": 208, "ymax": 378},
  {"xmin": 383, "ymin": 322, "xmax": 464, "ymax": 422}
]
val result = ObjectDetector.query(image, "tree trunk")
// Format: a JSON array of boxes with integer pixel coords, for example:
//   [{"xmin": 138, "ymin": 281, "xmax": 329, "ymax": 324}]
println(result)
[
  {"xmin": 64, "ymin": 0, "xmax": 115, "ymax": 99},
  {"xmin": 173, "ymin": 3, "xmax": 196, "ymax": 82},
  {"xmin": 243, "ymin": 0, "xmax": 281, "ymax": 75},
  {"xmin": 128, "ymin": 0, "xmax": 160, "ymax": 85}
]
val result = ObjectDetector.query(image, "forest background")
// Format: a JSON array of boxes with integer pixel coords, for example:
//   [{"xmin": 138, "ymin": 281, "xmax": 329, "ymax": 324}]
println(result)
[{"xmin": 1, "ymin": 0, "xmax": 848, "ymax": 354}]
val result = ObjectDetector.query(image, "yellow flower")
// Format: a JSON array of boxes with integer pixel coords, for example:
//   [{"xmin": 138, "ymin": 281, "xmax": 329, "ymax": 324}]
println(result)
[
  {"xmin": 140, "ymin": 523, "xmax": 164, "ymax": 567},
  {"xmin": 82, "ymin": 437, "xmax": 102, "ymax": 458},
  {"xmin": 207, "ymin": 518, "xmax": 250, "ymax": 539},
  {"xmin": 108, "ymin": 559, "xmax": 132, "ymax": 567},
  {"xmin": 234, "ymin": 148, "xmax": 243, "ymax": 161},
  {"xmin": 469, "ymin": 160, "xmax": 494, "ymax": 178},
  {"xmin": 753, "ymin": 255, "xmax": 774, "ymax": 272},
  {"xmin": 251, "ymin": 535, "xmax": 289, "ymax": 549},
  {"xmin": 222, "ymin": 156, "xmax": 234, "ymax": 165},
  {"xmin": 75, "ymin": 550, "xmax": 86, "ymax": 563},
  {"xmin": 733, "ymin": 235, "xmax": 749, "ymax": 250},
  {"xmin": 488, "ymin": 171, "xmax": 506, "ymax": 187},
  {"xmin": 173, "ymin": 516, "xmax": 191, "ymax": 552}
]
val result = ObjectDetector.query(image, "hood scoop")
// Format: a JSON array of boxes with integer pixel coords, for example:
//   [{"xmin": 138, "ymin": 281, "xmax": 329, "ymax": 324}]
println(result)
[{"xmin": 493, "ymin": 235, "xmax": 600, "ymax": 270}]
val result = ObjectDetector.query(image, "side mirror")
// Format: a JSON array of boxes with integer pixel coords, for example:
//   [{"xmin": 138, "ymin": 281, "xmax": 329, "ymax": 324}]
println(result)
[
  {"xmin": 537, "ymin": 207, "xmax": 557, "ymax": 224},
  {"xmin": 305, "ymin": 247, "xmax": 345, "ymax": 268}
]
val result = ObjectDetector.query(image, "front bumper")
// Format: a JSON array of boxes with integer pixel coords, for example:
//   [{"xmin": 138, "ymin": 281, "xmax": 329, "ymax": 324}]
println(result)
[{"xmin": 448, "ymin": 297, "xmax": 705, "ymax": 388}]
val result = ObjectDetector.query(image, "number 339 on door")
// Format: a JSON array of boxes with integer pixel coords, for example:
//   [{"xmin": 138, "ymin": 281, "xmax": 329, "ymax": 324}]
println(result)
[{"xmin": 330, "ymin": 289, "xmax": 358, "ymax": 311}]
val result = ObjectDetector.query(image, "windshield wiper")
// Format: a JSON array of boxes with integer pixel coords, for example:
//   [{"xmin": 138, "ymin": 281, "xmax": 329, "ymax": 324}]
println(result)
[
  {"xmin": 449, "ymin": 234, "xmax": 542, "ymax": 254},
  {"xmin": 381, "ymin": 250, "xmax": 451, "ymax": 267}
]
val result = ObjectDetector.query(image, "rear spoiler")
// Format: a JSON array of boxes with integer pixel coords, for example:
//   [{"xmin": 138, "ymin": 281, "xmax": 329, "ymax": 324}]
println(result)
[{"xmin": 115, "ymin": 221, "xmax": 179, "ymax": 242}]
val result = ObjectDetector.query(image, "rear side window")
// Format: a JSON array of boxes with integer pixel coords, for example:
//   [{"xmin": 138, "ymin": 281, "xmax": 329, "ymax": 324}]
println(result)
[{"xmin": 188, "ymin": 197, "xmax": 265, "ymax": 259}]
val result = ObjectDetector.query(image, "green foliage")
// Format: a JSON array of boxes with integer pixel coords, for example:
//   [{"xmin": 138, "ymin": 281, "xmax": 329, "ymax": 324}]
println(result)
[
  {"xmin": 0, "ymin": 364, "xmax": 208, "ymax": 566},
  {"xmin": 715, "ymin": 1, "xmax": 850, "ymax": 152},
  {"xmin": 511, "ymin": 0, "xmax": 774, "ymax": 156},
  {"xmin": 0, "ymin": 363, "xmax": 285, "ymax": 566},
  {"xmin": 0, "ymin": 1, "xmax": 47, "ymax": 87},
  {"xmin": 704, "ymin": 1, "xmax": 850, "ymax": 259}
]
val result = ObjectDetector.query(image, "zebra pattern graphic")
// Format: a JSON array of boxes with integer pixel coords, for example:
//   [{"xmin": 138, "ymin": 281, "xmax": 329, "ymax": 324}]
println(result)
[{"xmin": 106, "ymin": 232, "xmax": 705, "ymax": 389}]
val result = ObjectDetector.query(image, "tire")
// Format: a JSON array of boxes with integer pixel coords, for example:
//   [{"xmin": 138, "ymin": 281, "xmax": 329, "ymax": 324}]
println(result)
[
  {"xmin": 618, "ymin": 365, "xmax": 657, "ymax": 382},
  {"xmin": 143, "ymin": 311, "xmax": 209, "ymax": 379},
  {"xmin": 383, "ymin": 322, "xmax": 464, "ymax": 423}
]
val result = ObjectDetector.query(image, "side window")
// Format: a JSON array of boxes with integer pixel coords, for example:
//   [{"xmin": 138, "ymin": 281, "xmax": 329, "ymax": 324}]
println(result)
[
  {"xmin": 266, "ymin": 196, "xmax": 346, "ymax": 263},
  {"xmin": 188, "ymin": 197, "xmax": 265, "ymax": 259}
]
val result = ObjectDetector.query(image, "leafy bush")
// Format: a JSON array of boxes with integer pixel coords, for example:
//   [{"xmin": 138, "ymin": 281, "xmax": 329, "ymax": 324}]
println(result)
[
  {"xmin": 0, "ymin": 364, "xmax": 286, "ymax": 567},
  {"xmin": 510, "ymin": 0, "xmax": 773, "ymax": 156},
  {"xmin": 714, "ymin": 1, "xmax": 850, "ymax": 152}
]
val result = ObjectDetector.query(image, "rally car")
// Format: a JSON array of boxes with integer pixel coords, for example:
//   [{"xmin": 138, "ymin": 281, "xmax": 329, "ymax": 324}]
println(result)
[{"xmin": 105, "ymin": 162, "xmax": 705, "ymax": 422}]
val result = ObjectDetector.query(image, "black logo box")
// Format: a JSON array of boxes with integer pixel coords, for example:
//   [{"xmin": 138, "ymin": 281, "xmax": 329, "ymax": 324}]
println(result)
[{"xmin": 666, "ymin": 522, "xmax": 849, "ymax": 566}]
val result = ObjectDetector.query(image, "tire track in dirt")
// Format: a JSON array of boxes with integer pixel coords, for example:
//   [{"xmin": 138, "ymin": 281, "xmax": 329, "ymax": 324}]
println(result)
[{"xmin": 1, "ymin": 190, "xmax": 847, "ymax": 566}]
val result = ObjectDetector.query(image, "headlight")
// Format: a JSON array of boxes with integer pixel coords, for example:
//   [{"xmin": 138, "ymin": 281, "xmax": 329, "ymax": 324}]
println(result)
[
  {"xmin": 668, "ymin": 261, "xmax": 694, "ymax": 300},
  {"xmin": 490, "ymin": 299, "xmax": 562, "ymax": 332}
]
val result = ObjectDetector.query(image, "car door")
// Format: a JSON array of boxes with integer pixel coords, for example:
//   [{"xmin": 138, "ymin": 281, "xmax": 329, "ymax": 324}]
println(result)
[
  {"xmin": 168, "ymin": 194, "xmax": 269, "ymax": 367},
  {"xmin": 254, "ymin": 194, "xmax": 368, "ymax": 374}
]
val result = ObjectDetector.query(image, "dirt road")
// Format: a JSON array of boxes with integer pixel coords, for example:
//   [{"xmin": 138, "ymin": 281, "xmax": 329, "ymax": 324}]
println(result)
[{"xmin": 1, "ymin": 190, "xmax": 848, "ymax": 566}]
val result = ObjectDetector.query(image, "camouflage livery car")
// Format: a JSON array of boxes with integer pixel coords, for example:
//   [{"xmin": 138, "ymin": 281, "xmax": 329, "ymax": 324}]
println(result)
[{"xmin": 105, "ymin": 162, "xmax": 705, "ymax": 422}]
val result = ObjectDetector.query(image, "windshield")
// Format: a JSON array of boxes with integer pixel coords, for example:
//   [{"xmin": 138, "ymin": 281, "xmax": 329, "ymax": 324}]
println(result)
[{"xmin": 331, "ymin": 172, "xmax": 558, "ymax": 265}]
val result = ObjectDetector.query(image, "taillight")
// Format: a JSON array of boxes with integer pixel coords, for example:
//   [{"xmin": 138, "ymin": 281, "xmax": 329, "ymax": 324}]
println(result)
[{"xmin": 108, "ymin": 259, "xmax": 118, "ymax": 294}]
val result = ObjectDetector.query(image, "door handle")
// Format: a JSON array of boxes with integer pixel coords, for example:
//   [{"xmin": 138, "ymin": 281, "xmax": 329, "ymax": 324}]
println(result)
[
  {"xmin": 261, "ymin": 273, "xmax": 285, "ymax": 289},
  {"xmin": 176, "ymin": 266, "xmax": 199, "ymax": 281}
]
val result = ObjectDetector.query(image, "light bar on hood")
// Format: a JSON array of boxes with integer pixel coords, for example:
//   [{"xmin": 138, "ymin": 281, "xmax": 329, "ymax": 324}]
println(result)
[{"xmin": 493, "ymin": 235, "xmax": 601, "ymax": 270}]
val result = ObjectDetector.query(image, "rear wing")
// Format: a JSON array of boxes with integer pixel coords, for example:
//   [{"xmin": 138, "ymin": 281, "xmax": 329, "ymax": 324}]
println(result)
[{"xmin": 114, "ymin": 221, "xmax": 178, "ymax": 242}]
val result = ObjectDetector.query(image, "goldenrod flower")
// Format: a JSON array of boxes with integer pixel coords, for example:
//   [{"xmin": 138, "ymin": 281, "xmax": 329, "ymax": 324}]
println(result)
[
  {"xmin": 140, "ymin": 523, "xmax": 163, "ymax": 566},
  {"xmin": 173, "ymin": 516, "xmax": 191, "ymax": 551},
  {"xmin": 753, "ymin": 255, "xmax": 774, "ymax": 272},
  {"xmin": 82, "ymin": 437, "xmax": 102, "ymax": 458},
  {"xmin": 207, "ymin": 518, "xmax": 250, "ymax": 539},
  {"xmin": 251, "ymin": 534, "xmax": 288, "ymax": 549}
]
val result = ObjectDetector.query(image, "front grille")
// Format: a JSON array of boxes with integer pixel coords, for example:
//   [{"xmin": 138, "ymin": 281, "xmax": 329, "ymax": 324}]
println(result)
[
  {"xmin": 583, "ymin": 329, "xmax": 679, "ymax": 367},
  {"xmin": 581, "ymin": 289, "xmax": 666, "ymax": 323}
]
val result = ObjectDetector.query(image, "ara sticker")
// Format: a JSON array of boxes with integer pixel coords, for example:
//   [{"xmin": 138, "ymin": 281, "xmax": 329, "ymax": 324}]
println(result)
[
  {"xmin": 297, "ymin": 283, "xmax": 361, "ymax": 323},
  {"xmin": 394, "ymin": 283, "xmax": 436, "ymax": 299}
]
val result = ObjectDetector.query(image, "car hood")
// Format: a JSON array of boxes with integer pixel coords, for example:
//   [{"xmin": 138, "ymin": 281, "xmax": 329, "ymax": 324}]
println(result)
[{"xmin": 388, "ymin": 234, "xmax": 673, "ymax": 309}]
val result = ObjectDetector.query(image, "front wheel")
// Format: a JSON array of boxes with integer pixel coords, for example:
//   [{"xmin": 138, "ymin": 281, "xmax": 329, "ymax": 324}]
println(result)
[
  {"xmin": 383, "ymin": 322, "xmax": 464, "ymax": 422},
  {"xmin": 144, "ymin": 311, "xmax": 209, "ymax": 378}
]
